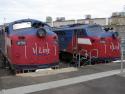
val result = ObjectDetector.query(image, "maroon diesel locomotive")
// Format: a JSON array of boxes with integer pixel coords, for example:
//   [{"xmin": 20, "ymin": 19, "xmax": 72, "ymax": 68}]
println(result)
[{"xmin": 0, "ymin": 19, "xmax": 59, "ymax": 74}]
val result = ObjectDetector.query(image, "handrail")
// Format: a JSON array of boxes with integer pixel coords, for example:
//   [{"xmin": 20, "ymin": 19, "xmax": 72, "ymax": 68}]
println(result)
[
  {"xmin": 90, "ymin": 49, "xmax": 99, "ymax": 58},
  {"xmin": 76, "ymin": 49, "xmax": 99, "ymax": 67},
  {"xmin": 89, "ymin": 49, "xmax": 99, "ymax": 65},
  {"xmin": 79, "ymin": 49, "xmax": 88, "ymax": 59}
]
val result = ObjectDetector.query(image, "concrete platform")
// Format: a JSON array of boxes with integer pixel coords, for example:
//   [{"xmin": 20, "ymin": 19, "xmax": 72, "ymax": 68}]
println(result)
[
  {"xmin": 0, "ymin": 62, "xmax": 124, "ymax": 94},
  {"xmin": 30, "ymin": 75, "xmax": 125, "ymax": 94},
  {"xmin": 17, "ymin": 67, "xmax": 78, "ymax": 77}
]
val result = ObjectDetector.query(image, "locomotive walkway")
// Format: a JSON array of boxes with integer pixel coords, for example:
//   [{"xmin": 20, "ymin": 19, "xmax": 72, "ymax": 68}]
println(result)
[{"xmin": 0, "ymin": 62, "xmax": 125, "ymax": 94}]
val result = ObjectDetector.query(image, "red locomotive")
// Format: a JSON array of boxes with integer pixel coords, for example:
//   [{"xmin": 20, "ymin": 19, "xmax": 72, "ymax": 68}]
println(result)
[
  {"xmin": 53, "ymin": 24, "xmax": 121, "ymax": 65},
  {"xmin": 0, "ymin": 19, "xmax": 59, "ymax": 74}
]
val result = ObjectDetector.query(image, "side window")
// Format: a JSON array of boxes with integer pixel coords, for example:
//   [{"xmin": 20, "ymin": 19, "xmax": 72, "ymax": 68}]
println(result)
[
  {"xmin": 56, "ymin": 31, "xmax": 66, "ymax": 36},
  {"xmin": 5, "ymin": 26, "xmax": 9, "ymax": 34},
  {"xmin": 74, "ymin": 29, "xmax": 86, "ymax": 37}
]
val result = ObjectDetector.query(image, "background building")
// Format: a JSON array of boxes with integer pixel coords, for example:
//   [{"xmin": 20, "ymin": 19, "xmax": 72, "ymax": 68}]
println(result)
[{"xmin": 53, "ymin": 20, "xmax": 75, "ymax": 27}]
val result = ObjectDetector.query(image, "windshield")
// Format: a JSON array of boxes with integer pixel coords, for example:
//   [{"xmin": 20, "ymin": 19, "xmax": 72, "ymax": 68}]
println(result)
[
  {"xmin": 13, "ymin": 22, "xmax": 32, "ymax": 30},
  {"xmin": 87, "ymin": 26, "xmax": 103, "ymax": 37}
]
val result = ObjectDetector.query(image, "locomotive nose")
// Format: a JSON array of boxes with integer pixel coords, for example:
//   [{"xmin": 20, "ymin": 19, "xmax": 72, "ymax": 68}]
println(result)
[{"xmin": 37, "ymin": 28, "xmax": 46, "ymax": 38}]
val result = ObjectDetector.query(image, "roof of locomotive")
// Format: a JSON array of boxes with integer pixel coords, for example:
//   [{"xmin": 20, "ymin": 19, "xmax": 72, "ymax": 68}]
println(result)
[
  {"xmin": 53, "ymin": 24, "xmax": 102, "ymax": 31},
  {"xmin": 53, "ymin": 24, "xmax": 116, "ymax": 37},
  {"xmin": 3, "ymin": 19, "xmax": 55, "ymax": 35},
  {"xmin": 7, "ymin": 19, "xmax": 50, "ymax": 27}
]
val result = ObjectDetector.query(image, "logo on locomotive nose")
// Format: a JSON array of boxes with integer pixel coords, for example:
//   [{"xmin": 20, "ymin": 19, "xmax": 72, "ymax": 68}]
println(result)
[
  {"xmin": 32, "ymin": 43, "xmax": 50, "ymax": 55},
  {"xmin": 110, "ymin": 43, "xmax": 120, "ymax": 51}
]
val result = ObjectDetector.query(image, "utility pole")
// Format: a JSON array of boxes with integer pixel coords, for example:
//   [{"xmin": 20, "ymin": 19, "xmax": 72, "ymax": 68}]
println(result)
[
  {"xmin": 120, "ymin": 38, "xmax": 124, "ymax": 73},
  {"xmin": 123, "ymin": 5, "xmax": 125, "ymax": 12},
  {"xmin": 3, "ymin": 17, "xmax": 7, "ymax": 29},
  {"xmin": 3, "ymin": 17, "xmax": 6, "ymax": 24}
]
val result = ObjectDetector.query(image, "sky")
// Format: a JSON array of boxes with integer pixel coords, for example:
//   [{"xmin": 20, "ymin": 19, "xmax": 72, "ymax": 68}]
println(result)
[{"xmin": 0, "ymin": 0, "xmax": 125, "ymax": 24}]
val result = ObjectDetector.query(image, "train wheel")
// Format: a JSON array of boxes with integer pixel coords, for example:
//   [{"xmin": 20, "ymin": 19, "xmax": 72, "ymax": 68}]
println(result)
[
  {"xmin": 105, "ymin": 60, "xmax": 112, "ymax": 63},
  {"xmin": 1, "ymin": 56, "xmax": 9, "ymax": 69},
  {"xmin": 9, "ymin": 64, "xmax": 17, "ymax": 75},
  {"xmin": 11, "ymin": 69, "xmax": 16, "ymax": 75},
  {"xmin": 60, "ymin": 52, "xmax": 73, "ymax": 63},
  {"xmin": 30, "ymin": 70, "xmax": 36, "ymax": 72},
  {"xmin": 0, "ymin": 55, "xmax": 4, "ymax": 68}
]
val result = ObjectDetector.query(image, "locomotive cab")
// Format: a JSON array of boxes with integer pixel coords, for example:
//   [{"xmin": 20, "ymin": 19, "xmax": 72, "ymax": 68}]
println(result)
[
  {"xmin": 80, "ymin": 25, "xmax": 120, "ymax": 61},
  {"xmin": 54, "ymin": 24, "xmax": 120, "ymax": 64},
  {"xmin": 0, "ymin": 19, "xmax": 59, "ymax": 72}
]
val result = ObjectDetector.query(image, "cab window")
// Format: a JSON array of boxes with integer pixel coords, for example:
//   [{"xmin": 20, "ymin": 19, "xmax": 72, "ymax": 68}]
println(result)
[
  {"xmin": 13, "ymin": 22, "xmax": 32, "ymax": 31},
  {"xmin": 87, "ymin": 26, "xmax": 103, "ymax": 37},
  {"xmin": 55, "ymin": 31, "xmax": 66, "ymax": 36},
  {"xmin": 5, "ymin": 26, "xmax": 9, "ymax": 34},
  {"xmin": 74, "ymin": 29, "xmax": 87, "ymax": 37}
]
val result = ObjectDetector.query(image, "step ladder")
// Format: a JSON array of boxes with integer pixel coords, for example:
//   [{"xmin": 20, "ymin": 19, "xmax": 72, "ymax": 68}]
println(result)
[{"xmin": 89, "ymin": 49, "xmax": 99, "ymax": 64}]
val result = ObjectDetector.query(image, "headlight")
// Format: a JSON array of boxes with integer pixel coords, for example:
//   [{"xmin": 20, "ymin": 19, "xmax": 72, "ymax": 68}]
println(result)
[
  {"xmin": 17, "ymin": 40, "xmax": 26, "ymax": 46},
  {"xmin": 100, "ymin": 38, "xmax": 106, "ymax": 43},
  {"xmin": 112, "ymin": 32, "xmax": 119, "ymax": 39},
  {"xmin": 37, "ymin": 28, "xmax": 46, "ymax": 38}
]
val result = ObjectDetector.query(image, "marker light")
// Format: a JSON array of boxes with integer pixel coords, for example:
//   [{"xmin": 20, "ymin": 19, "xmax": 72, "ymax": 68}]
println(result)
[
  {"xmin": 17, "ymin": 40, "xmax": 26, "ymax": 46},
  {"xmin": 37, "ymin": 28, "xmax": 46, "ymax": 38}
]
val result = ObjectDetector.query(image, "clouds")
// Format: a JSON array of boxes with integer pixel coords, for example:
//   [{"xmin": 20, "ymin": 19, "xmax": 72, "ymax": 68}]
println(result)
[{"xmin": 0, "ymin": 0, "xmax": 124, "ymax": 24}]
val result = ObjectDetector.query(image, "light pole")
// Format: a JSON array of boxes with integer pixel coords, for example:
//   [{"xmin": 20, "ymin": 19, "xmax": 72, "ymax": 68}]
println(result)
[{"xmin": 121, "ymin": 47, "xmax": 124, "ymax": 73}]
